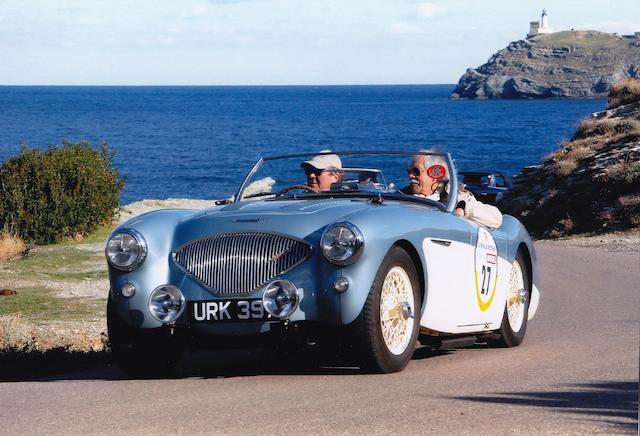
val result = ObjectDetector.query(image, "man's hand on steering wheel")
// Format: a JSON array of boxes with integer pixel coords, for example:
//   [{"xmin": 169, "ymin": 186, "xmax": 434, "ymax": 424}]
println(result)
[{"xmin": 276, "ymin": 184, "xmax": 321, "ymax": 196}]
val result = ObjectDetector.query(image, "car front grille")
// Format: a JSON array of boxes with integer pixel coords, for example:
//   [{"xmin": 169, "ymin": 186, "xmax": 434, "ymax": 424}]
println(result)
[{"xmin": 173, "ymin": 232, "xmax": 311, "ymax": 295}]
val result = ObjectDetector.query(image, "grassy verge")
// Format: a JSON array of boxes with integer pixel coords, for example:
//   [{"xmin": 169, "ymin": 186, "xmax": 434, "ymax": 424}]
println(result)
[
  {"xmin": 0, "ymin": 224, "xmax": 112, "ymax": 323},
  {"xmin": 0, "ymin": 224, "xmax": 114, "ymax": 376}
]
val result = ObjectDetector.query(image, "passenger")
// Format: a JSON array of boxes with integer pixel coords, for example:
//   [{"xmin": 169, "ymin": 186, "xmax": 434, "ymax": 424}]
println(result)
[
  {"xmin": 300, "ymin": 151, "xmax": 343, "ymax": 192},
  {"xmin": 403, "ymin": 154, "xmax": 503, "ymax": 229}
]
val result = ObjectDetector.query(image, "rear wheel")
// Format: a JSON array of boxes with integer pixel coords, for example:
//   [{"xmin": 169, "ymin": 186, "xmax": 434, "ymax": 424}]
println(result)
[
  {"xmin": 107, "ymin": 295, "xmax": 183, "ymax": 377},
  {"xmin": 492, "ymin": 250, "xmax": 530, "ymax": 347},
  {"xmin": 354, "ymin": 246, "xmax": 421, "ymax": 373}
]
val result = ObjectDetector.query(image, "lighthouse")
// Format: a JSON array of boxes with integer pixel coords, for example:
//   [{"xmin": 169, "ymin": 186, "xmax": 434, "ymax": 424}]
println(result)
[{"xmin": 528, "ymin": 9, "xmax": 552, "ymax": 37}]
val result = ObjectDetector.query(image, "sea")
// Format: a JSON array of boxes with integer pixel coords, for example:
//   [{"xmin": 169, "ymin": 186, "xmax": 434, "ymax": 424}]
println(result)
[{"xmin": 0, "ymin": 85, "xmax": 605, "ymax": 204}]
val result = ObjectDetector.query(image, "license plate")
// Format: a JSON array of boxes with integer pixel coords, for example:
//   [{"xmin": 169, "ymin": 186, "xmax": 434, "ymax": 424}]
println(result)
[{"xmin": 189, "ymin": 299, "xmax": 273, "ymax": 323}]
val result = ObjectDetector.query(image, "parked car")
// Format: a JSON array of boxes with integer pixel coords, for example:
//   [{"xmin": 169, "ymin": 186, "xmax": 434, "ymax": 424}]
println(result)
[
  {"xmin": 458, "ymin": 170, "xmax": 512, "ymax": 205},
  {"xmin": 105, "ymin": 151, "xmax": 540, "ymax": 374}
]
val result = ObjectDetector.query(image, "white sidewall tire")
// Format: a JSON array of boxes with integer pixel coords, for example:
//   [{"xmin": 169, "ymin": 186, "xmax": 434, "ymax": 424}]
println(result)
[
  {"xmin": 493, "ymin": 250, "xmax": 531, "ymax": 348},
  {"xmin": 355, "ymin": 245, "xmax": 421, "ymax": 373}
]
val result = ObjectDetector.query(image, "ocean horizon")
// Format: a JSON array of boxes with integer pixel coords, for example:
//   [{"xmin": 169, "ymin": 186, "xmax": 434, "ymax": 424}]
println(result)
[{"xmin": 0, "ymin": 85, "xmax": 606, "ymax": 204}]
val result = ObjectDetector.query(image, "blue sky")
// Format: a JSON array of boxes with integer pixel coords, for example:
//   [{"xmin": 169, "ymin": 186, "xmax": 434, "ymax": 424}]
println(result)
[{"xmin": 1, "ymin": 0, "xmax": 638, "ymax": 85}]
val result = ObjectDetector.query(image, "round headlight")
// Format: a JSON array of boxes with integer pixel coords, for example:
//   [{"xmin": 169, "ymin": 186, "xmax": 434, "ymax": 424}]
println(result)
[
  {"xmin": 320, "ymin": 223, "xmax": 364, "ymax": 265},
  {"xmin": 149, "ymin": 285, "xmax": 185, "ymax": 323},
  {"xmin": 262, "ymin": 280, "xmax": 300, "ymax": 319},
  {"xmin": 105, "ymin": 230, "xmax": 147, "ymax": 271}
]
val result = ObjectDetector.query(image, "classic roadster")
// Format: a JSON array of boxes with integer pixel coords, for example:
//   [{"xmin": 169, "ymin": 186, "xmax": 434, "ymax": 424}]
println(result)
[{"xmin": 105, "ymin": 151, "xmax": 540, "ymax": 374}]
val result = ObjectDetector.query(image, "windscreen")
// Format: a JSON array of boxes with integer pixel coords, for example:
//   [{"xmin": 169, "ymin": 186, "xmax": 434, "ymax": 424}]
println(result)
[{"xmin": 237, "ymin": 151, "xmax": 455, "ymax": 210}]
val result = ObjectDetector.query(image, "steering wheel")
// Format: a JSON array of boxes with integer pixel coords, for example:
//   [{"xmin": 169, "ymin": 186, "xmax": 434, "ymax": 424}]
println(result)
[{"xmin": 276, "ymin": 184, "xmax": 321, "ymax": 196}]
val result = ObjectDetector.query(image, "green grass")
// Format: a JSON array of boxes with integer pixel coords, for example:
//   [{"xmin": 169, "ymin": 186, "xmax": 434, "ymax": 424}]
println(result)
[
  {"xmin": 0, "ymin": 224, "xmax": 114, "ymax": 323},
  {"xmin": 11, "ymin": 246, "xmax": 106, "ymax": 280},
  {"xmin": 0, "ymin": 286, "xmax": 105, "ymax": 322},
  {"xmin": 533, "ymin": 31, "xmax": 624, "ymax": 49}
]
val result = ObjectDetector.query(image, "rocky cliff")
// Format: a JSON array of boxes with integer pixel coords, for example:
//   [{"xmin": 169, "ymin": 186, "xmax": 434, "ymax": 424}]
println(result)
[
  {"xmin": 498, "ymin": 79, "xmax": 640, "ymax": 238},
  {"xmin": 451, "ymin": 31, "xmax": 640, "ymax": 99}
]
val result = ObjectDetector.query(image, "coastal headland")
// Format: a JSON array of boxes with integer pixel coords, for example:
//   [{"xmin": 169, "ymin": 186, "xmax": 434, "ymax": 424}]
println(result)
[{"xmin": 451, "ymin": 31, "xmax": 640, "ymax": 99}]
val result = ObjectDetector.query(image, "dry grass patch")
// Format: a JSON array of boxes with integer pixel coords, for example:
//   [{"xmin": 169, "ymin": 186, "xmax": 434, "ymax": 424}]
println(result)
[
  {"xmin": 0, "ymin": 314, "xmax": 108, "ymax": 379},
  {"xmin": 0, "ymin": 232, "xmax": 26, "ymax": 261},
  {"xmin": 553, "ymin": 159, "xmax": 579, "ymax": 177},
  {"xmin": 605, "ymin": 161, "xmax": 640, "ymax": 185},
  {"xmin": 0, "ymin": 314, "xmax": 106, "ymax": 353},
  {"xmin": 608, "ymin": 78, "xmax": 640, "ymax": 109},
  {"xmin": 575, "ymin": 118, "xmax": 640, "ymax": 140}
]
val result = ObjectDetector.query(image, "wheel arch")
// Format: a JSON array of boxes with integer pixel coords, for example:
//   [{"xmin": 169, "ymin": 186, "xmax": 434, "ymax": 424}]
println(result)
[
  {"xmin": 394, "ymin": 239, "xmax": 425, "ymax": 308},
  {"xmin": 517, "ymin": 242, "xmax": 533, "ymax": 290}
]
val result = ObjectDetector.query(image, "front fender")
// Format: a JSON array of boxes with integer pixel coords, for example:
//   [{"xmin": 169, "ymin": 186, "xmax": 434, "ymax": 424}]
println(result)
[{"xmin": 107, "ymin": 209, "xmax": 198, "ymax": 328}]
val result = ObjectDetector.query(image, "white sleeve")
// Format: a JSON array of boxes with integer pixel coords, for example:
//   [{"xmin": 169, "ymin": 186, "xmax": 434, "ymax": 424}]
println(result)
[{"xmin": 460, "ymin": 191, "xmax": 503, "ymax": 229}]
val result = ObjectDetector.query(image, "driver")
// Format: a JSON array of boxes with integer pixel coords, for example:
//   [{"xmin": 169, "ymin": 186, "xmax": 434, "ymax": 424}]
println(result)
[
  {"xmin": 403, "ymin": 154, "xmax": 503, "ymax": 229},
  {"xmin": 300, "ymin": 151, "xmax": 343, "ymax": 192}
]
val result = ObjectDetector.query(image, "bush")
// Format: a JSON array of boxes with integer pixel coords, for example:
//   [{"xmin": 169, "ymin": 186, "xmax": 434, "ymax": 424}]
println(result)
[
  {"xmin": 607, "ymin": 78, "xmax": 640, "ymax": 109},
  {"xmin": 0, "ymin": 142, "xmax": 125, "ymax": 244},
  {"xmin": 574, "ymin": 118, "xmax": 640, "ymax": 140},
  {"xmin": 0, "ymin": 232, "xmax": 26, "ymax": 261}
]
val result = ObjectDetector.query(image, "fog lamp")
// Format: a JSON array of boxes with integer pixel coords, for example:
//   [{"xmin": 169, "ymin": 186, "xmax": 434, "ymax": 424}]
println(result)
[
  {"xmin": 262, "ymin": 280, "xmax": 300, "ymax": 319},
  {"xmin": 148, "ymin": 285, "xmax": 185, "ymax": 323}
]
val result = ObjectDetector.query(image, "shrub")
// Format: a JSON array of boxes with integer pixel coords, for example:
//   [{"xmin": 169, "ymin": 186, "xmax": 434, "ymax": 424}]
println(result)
[
  {"xmin": 607, "ymin": 78, "xmax": 640, "ymax": 109},
  {"xmin": 605, "ymin": 161, "xmax": 640, "ymax": 185},
  {"xmin": 573, "ymin": 118, "xmax": 640, "ymax": 143},
  {"xmin": 0, "ymin": 142, "xmax": 125, "ymax": 244},
  {"xmin": 552, "ymin": 159, "xmax": 578, "ymax": 178},
  {"xmin": 0, "ymin": 232, "xmax": 26, "ymax": 261}
]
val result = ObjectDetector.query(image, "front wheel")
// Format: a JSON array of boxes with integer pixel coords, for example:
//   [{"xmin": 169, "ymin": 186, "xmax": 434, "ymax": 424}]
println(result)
[
  {"xmin": 492, "ymin": 250, "xmax": 531, "ymax": 347},
  {"xmin": 107, "ymin": 295, "xmax": 184, "ymax": 377},
  {"xmin": 354, "ymin": 245, "xmax": 421, "ymax": 373}
]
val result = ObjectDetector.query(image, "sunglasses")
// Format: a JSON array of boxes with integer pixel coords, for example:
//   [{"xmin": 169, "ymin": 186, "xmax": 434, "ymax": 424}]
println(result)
[
  {"xmin": 304, "ymin": 167, "xmax": 325, "ymax": 177},
  {"xmin": 407, "ymin": 167, "xmax": 422, "ymax": 177},
  {"xmin": 305, "ymin": 167, "xmax": 338, "ymax": 177}
]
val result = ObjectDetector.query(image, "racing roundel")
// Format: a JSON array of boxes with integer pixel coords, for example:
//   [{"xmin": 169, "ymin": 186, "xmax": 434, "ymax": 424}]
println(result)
[
  {"xmin": 426, "ymin": 164, "xmax": 446, "ymax": 180},
  {"xmin": 474, "ymin": 227, "xmax": 498, "ymax": 312}
]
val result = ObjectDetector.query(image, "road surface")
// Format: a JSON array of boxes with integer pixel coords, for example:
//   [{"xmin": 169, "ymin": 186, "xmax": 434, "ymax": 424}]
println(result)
[{"xmin": 1, "ymin": 242, "xmax": 638, "ymax": 434}]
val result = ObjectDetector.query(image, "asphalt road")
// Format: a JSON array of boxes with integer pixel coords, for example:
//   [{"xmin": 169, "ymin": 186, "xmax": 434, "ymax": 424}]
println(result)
[{"xmin": 1, "ymin": 243, "xmax": 638, "ymax": 435}]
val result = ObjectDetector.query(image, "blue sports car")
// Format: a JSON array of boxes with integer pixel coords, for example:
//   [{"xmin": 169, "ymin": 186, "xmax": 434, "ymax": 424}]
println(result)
[{"xmin": 105, "ymin": 151, "xmax": 540, "ymax": 374}]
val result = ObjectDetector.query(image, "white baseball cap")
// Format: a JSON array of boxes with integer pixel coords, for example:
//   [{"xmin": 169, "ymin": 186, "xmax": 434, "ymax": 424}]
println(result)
[{"xmin": 301, "ymin": 150, "xmax": 342, "ymax": 171}]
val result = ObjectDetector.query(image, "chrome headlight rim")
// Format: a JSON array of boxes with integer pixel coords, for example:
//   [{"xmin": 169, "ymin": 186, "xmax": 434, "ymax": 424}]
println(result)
[
  {"xmin": 105, "ymin": 228, "xmax": 148, "ymax": 272},
  {"xmin": 262, "ymin": 279, "xmax": 301, "ymax": 319},
  {"xmin": 320, "ymin": 222, "xmax": 364, "ymax": 266},
  {"xmin": 148, "ymin": 284, "xmax": 186, "ymax": 323}
]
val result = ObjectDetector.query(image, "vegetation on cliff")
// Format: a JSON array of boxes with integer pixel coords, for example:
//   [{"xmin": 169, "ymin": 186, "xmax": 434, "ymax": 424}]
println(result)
[
  {"xmin": 451, "ymin": 31, "xmax": 640, "ymax": 99},
  {"xmin": 0, "ymin": 142, "xmax": 125, "ymax": 245},
  {"xmin": 499, "ymin": 79, "xmax": 640, "ymax": 238}
]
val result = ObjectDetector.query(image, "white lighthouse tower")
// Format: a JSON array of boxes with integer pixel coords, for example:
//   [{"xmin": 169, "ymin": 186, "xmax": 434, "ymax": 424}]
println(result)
[{"xmin": 528, "ymin": 9, "xmax": 552, "ymax": 37}]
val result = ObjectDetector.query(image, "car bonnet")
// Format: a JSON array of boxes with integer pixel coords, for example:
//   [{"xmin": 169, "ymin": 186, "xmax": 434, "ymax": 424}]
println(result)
[{"xmin": 172, "ymin": 198, "xmax": 373, "ymax": 245}]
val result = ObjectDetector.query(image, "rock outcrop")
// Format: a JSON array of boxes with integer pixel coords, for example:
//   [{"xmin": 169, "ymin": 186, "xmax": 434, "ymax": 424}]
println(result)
[
  {"xmin": 498, "ymin": 79, "xmax": 640, "ymax": 238},
  {"xmin": 451, "ymin": 31, "xmax": 640, "ymax": 99}
]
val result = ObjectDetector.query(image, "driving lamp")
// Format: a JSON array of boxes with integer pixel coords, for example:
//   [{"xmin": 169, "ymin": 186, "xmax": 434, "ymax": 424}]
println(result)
[
  {"xmin": 262, "ymin": 280, "xmax": 300, "ymax": 319},
  {"xmin": 148, "ymin": 285, "xmax": 185, "ymax": 323},
  {"xmin": 320, "ymin": 223, "xmax": 364, "ymax": 265},
  {"xmin": 105, "ymin": 230, "xmax": 147, "ymax": 271}
]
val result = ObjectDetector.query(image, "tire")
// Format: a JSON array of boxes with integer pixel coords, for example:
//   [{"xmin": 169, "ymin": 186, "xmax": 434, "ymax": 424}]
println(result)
[
  {"xmin": 354, "ymin": 245, "xmax": 421, "ymax": 373},
  {"xmin": 492, "ymin": 250, "xmax": 531, "ymax": 347},
  {"xmin": 107, "ymin": 294, "xmax": 183, "ymax": 377}
]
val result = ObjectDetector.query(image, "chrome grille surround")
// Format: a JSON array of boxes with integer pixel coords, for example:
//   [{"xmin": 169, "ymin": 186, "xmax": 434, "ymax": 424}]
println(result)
[{"xmin": 173, "ymin": 232, "xmax": 312, "ymax": 296}]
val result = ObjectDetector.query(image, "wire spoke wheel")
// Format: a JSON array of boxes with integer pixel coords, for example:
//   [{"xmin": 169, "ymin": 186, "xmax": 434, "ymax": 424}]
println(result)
[
  {"xmin": 379, "ymin": 266, "xmax": 415, "ymax": 355},
  {"xmin": 491, "ymin": 250, "xmax": 530, "ymax": 348},
  {"xmin": 507, "ymin": 260, "xmax": 526, "ymax": 333}
]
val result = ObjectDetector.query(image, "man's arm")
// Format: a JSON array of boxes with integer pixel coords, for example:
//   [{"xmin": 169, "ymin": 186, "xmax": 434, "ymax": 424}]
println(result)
[{"xmin": 456, "ymin": 190, "xmax": 503, "ymax": 229}]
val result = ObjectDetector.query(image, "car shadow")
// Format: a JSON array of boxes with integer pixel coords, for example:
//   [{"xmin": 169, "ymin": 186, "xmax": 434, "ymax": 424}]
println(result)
[
  {"xmin": 0, "ymin": 345, "xmax": 451, "ymax": 382},
  {"xmin": 451, "ymin": 380, "xmax": 638, "ymax": 431}
]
